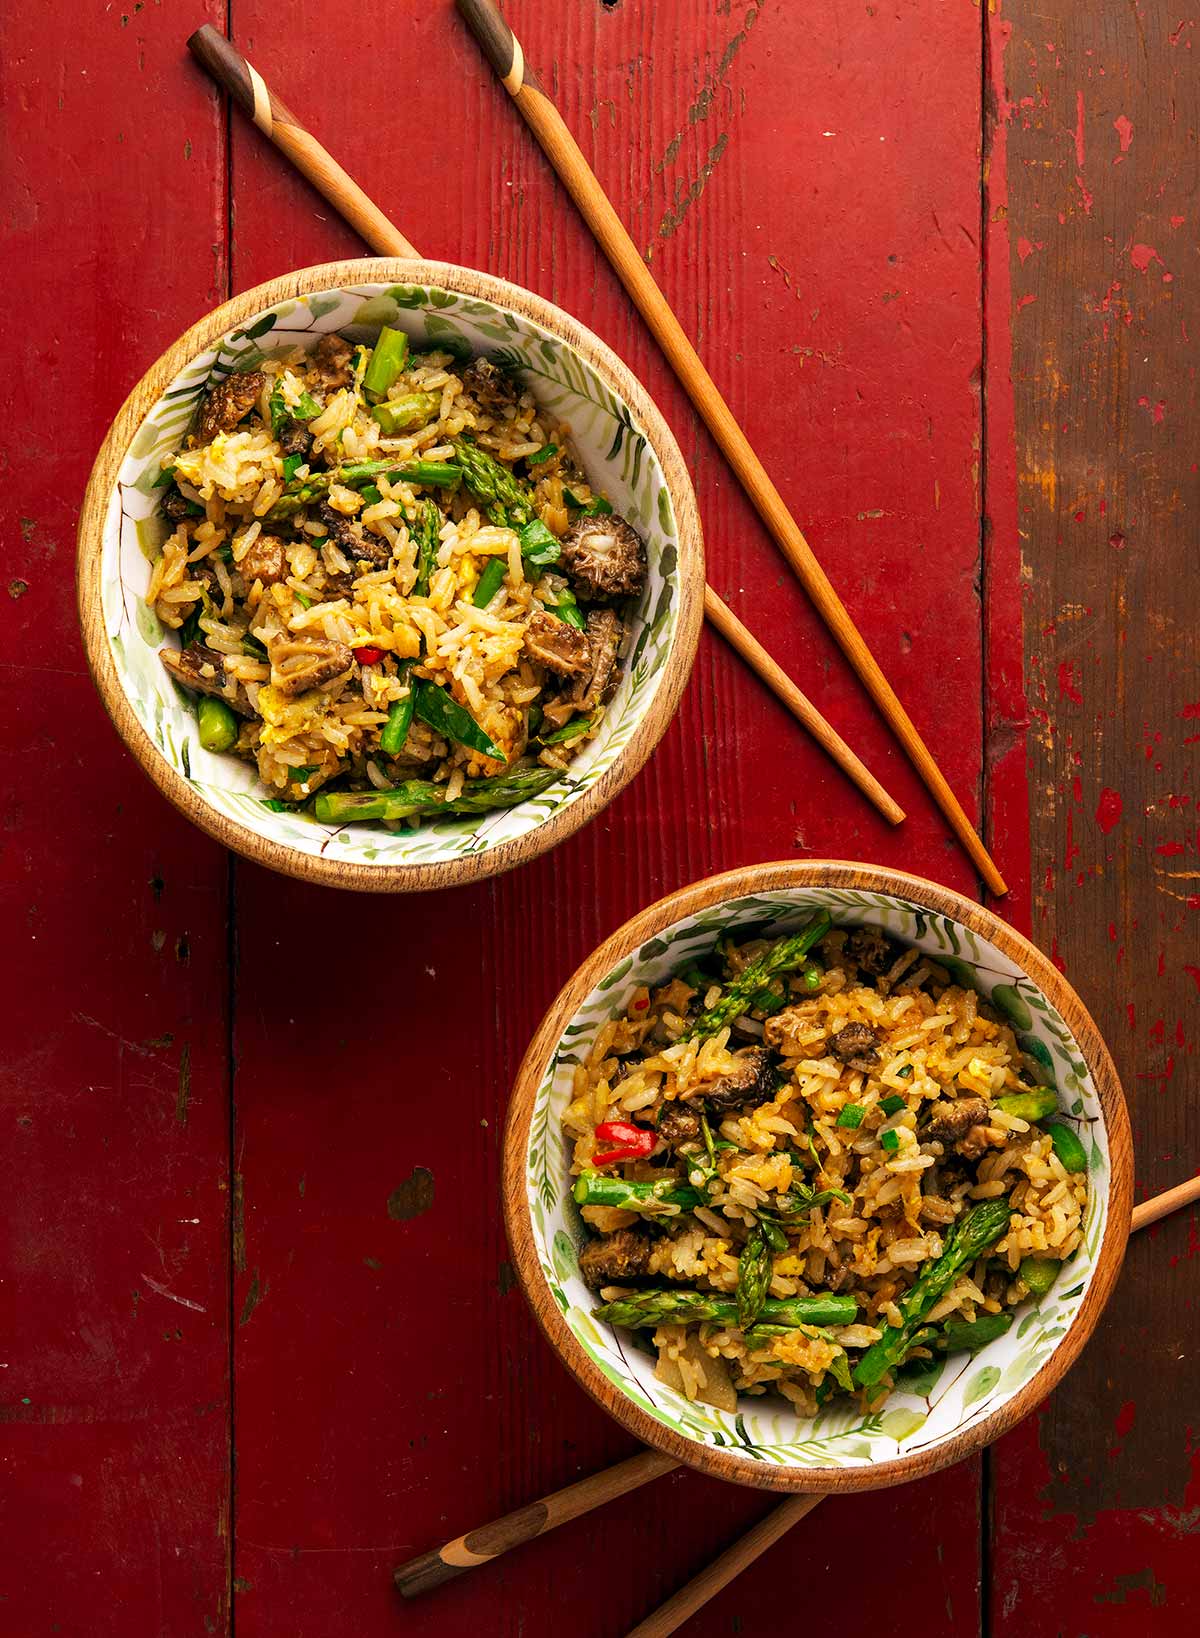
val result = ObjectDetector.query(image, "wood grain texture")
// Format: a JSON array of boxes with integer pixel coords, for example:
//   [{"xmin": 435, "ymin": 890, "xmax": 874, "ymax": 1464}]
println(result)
[
  {"xmin": 457, "ymin": 0, "xmax": 1007, "ymax": 895},
  {"xmin": 224, "ymin": 2, "xmax": 992, "ymax": 1631},
  {"xmin": 77, "ymin": 259, "xmax": 705, "ymax": 893},
  {"xmin": 1, "ymin": 2, "xmax": 234, "ymax": 1633},
  {"xmin": 988, "ymin": 2, "xmax": 1200, "ymax": 1628}
]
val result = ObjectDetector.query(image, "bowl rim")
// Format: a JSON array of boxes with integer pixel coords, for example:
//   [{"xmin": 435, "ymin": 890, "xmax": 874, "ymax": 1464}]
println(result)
[
  {"xmin": 503, "ymin": 859, "xmax": 1133, "ymax": 1493},
  {"xmin": 76, "ymin": 258, "xmax": 705, "ymax": 893}
]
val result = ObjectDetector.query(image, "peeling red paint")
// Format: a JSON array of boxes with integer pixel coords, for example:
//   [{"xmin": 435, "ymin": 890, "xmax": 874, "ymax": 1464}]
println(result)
[
  {"xmin": 1074, "ymin": 90, "xmax": 1086, "ymax": 166},
  {"xmin": 1131, "ymin": 242, "xmax": 1161, "ymax": 272},
  {"xmin": 1058, "ymin": 660, "xmax": 1083, "ymax": 703},
  {"xmin": 1113, "ymin": 113, "xmax": 1134, "ymax": 152},
  {"xmin": 1184, "ymin": 965, "xmax": 1200, "ymax": 994},
  {"xmin": 1096, "ymin": 787, "xmax": 1123, "ymax": 833}
]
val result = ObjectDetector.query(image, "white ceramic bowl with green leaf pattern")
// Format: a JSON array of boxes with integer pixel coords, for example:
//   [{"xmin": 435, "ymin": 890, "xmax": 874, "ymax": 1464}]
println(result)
[
  {"xmin": 505, "ymin": 862, "xmax": 1131, "ymax": 1493},
  {"xmin": 78, "ymin": 261, "xmax": 704, "ymax": 892}
]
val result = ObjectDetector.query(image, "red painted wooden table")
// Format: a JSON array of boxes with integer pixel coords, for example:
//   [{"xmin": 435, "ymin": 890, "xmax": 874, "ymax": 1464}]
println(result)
[{"xmin": 4, "ymin": 2, "xmax": 1197, "ymax": 1632}]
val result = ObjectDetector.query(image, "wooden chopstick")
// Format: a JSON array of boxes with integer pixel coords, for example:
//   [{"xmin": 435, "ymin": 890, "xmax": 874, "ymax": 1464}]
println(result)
[
  {"xmin": 392, "ymin": 1171, "xmax": 1197, "ymax": 1621},
  {"xmin": 453, "ymin": 0, "xmax": 1005, "ymax": 890},
  {"xmin": 186, "ymin": 24, "xmax": 905, "ymax": 828},
  {"xmin": 393, "ymin": 1448, "xmax": 676, "ymax": 1596}
]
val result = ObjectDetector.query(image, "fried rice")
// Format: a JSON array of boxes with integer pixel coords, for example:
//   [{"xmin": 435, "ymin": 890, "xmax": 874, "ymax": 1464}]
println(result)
[
  {"xmin": 563, "ymin": 920, "xmax": 1091, "ymax": 1413},
  {"xmin": 146, "ymin": 331, "xmax": 647, "ymax": 827}
]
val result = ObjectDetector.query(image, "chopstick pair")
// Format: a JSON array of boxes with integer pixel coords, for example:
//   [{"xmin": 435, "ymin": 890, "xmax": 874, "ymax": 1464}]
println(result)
[
  {"xmin": 187, "ymin": 24, "xmax": 908, "ymax": 830},
  {"xmin": 394, "ymin": 1176, "xmax": 1199, "ymax": 1634}
]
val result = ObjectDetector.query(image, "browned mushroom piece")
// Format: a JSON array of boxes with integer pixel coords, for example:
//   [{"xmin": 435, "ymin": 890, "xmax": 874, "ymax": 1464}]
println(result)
[
  {"xmin": 698, "ymin": 1046, "xmax": 778, "ymax": 1114},
  {"xmin": 195, "ymin": 370, "xmax": 266, "ymax": 444},
  {"xmin": 655, "ymin": 1102, "xmax": 702, "ymax": 1149},
  {"xmin": 238, "ymin": 534, "xmax": 288, "ymax": 586},
  {"xmin": 160, "ymin": 486, "xmax": 195, "ymax": 523},
  {"xmin": 923, "ymin": 1098, "xmax": 991, "ymax": 1146},
  {"xmin": 309, "ymin": 333, "xmax": 355, "ymax": 392},
  {"xmin": 461, "ymin": 355, "xmax": 518, "ymax": 414},
  {"xmin": 578, "ymin": 1228, "xmax": 652, "ymax": 1291},
  {"xmin": 828, "ymin": 1023, "xmax": 882, "ymax": 1071},
  {"xmin": 159, "ymin": 642, "xmax": 252, "ymax": 717},
  {"xmin": 842, "ymin": 925, "xmax": 897, "ymax": 977},
  {"xmin": 523, "ymin": 607, "xmax": 592, "ymax": 677},
  {"xmin": 316, "ymin": 502, "xmax": 391, "ymax": 568},
  {"xmin": 269, "ymin": 634, "xmax": 353, "ymax": 697},
  {"xmin": 278, "ymin": 423, "xmax": 314, "ymax": 458},
  {"xmin": 558, "ymin": 513, "xmax": 647, "ymax": 601},
  {"xmin": 565, "ymin": 607, "xmax": 623, "ymax": 712}
]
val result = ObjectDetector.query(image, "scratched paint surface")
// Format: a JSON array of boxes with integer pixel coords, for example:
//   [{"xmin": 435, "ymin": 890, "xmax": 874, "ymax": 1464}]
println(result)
[
  {"xmin": 3, "ymin": 0, "xmax": 1188, "ymax": 1632},
  {"xmin": 990, "ymin": 1, "xmax": 1200, "ymax": 1631}
]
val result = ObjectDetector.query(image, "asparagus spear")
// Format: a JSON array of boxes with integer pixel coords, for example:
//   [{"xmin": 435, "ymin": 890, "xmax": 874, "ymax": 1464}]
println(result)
[
  {"xmin": 572, "ymin": 1172, "xmax": 701, "ymax": 1213},
  {"xmin": 451, "ymin": 435, "xmax": 534, "ymax": 527},
  {"xmin": 938, "ymin": 1312, "xmax": 1014, "ymax": 1352},
  {"xmin": 313, "ymin": 766, "xmax": 556, "ymax": 824},
  {"xmin": 852, "ymin": 1197, "xmax": 1013, "ymax": 1388},
  {"xmin": 994, "ymin": 1088, "xmax": 1058, "ymax": 1121},
  {"xmin": 393, "ymin": 459, "xmax": 461, "ymax": 489},
  {"xmin": 379, "ymin": 662, "xmax": 415, "ymax": 755},
  {"xmin": 362, "ymin": 325, "xmax": 409, "ymax": 398},
  {"xmin": 197, "ymin": 697, "xmax": 238, "ymax": 753},
  {"xmin": 736, "ymin": 1226, "xmax": 772, "ymax": 1329},
  {"xmin": 592, "ymin": 1287, "xmax": 858, "ymax": 1331},
  {"xmin": 687, "ymin": 913, "xmax": 833, "ymax": 1041},
  {"xmin": 371, "ymin": 391, "xmax": 440, "ymax": 436},
  {"xmin": 410, "ymin": 501, "xmax": 441, "ymax": 598}
]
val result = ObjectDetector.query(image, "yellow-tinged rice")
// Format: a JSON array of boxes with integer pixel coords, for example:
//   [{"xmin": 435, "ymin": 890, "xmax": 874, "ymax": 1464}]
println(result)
[
  {"xmin": 566, "ymin": 928, "xmax": 1092, "ymax": 1412},
  {"xmin": 149, "ymin": 339, "xmax": 628, "ymax": 814}
]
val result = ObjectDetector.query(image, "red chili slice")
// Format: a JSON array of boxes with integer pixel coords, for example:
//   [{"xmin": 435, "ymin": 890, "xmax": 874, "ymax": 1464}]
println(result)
[
  {"xmin": 353, "ymin": 645, "xmax": 385, "ymax": 665},
  {"xmin": 592, "ymin": 1120, "xmax": 655, "ymax": 1166}
]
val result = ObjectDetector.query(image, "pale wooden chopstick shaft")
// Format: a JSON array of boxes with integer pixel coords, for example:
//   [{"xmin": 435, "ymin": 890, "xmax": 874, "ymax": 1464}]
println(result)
[
  {"xmin": 186, "ymin": 26, "xmax": 419, "ymax": 258},
  {"xmin": 455, "ymin": 0, "xmax": 1005, "ymax": 894},
  {"xmin": 705, "ymin": 588, "xmax": 905, "ymax": 825},
  {"xmin": 1131, "ymin": 1174, "xmax": 1200, "ymax": 1233},
  {"xmin": 394, "ymin": 1449, "xmax": 677, "ymax": 1596},
  {"xmin": 626, "ymin": 1493, "xmax": 822, "ymax": 1638}
]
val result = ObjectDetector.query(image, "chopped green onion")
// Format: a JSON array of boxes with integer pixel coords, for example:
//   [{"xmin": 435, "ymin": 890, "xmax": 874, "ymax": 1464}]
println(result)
[
  {"xmin": 527, "ymin": 443, "xmax": 558, "ymax": 465},
  {"xmin": 294, "ymin": 388, "xmax": 322, "ymax": 421},
  {"xmin": 359, "ymin": 484, "xmax": 382, "ymax": 506},
  {"xmin": 880, "ymin": 1128, "xmax": 901, "ymax": 1153},
  {"xmin": 879, "ymin": 1094, "xmax": 906, "ymax": 1116},
  {"xmin": 896, "ymin": 1064, "xmax": 914, "ymax": 1078},
  {"xmin": 150, "ymin": 463, "xmax": 176, "ymax": 489},
  {"xmin": 282, "ymin": 452, "xmax": 303, "ymax": 483},
  {"xmin": 473, "ymin": 558, "xmax": 507, "ymax": 608},
  {"xmin": 836, "ymin": 1104, "xmax": 865, "ymax": 1130},
  {"xmin": 241, "ymin": 633, "xmax": 268, "ymax": 659},
  {"xmin": 362, "ymin": 325, "xmax": 409, "ymax": 398},
  {"xmin": 562, "ymin": 485, "xmax": 585, "ymax": 509},
  {"xmin": 295, "ymin": 591, "xmax": 312, "ymax": 610},
  {"xmin": 583, "ymin": 496, "xmax": 614, "ymax": 515},
  {"xmin": 548, "ymin": 586, "xmax": 584, "ymax": 628},
  {"xmin": 518, "ymin": 518, "xmax": 560, "ymax": 570},
  {"xmin": 1044, "ymin": 1121, "xmax": 1088, "ymax": 1174}
]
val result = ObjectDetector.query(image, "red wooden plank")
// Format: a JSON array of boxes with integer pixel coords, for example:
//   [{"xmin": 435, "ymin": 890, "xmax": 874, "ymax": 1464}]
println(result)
[
  {"xmin": 0, "ymin": 1, "xmax": 233, "ymax": 1632},
  {"xmin": 224, "ymin": 2, "xmax": 989, "ymax": 1633},
  {"xmin": 989, "ymin": 0, "xmax": 1200, "ymax": 1631}
]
